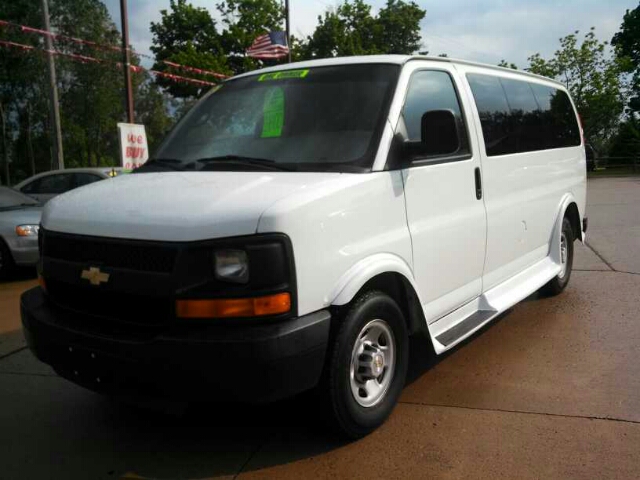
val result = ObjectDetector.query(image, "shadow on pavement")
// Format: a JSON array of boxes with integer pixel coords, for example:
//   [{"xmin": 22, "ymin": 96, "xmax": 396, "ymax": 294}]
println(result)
[{"xmin": 1, "ymin": 297, "xmax": 522, "ymax": 479}]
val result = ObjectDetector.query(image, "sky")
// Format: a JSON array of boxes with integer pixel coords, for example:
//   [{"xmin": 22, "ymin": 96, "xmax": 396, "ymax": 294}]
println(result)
[{"xmin": 103, "ymin": 0, "xmax": 637, "ymax": 69}]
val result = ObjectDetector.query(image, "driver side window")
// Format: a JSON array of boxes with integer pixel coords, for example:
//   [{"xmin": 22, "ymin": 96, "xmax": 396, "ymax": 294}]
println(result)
[{"xmin": 401, "ymin": 70, "xmax": 470, "ymax": 156}]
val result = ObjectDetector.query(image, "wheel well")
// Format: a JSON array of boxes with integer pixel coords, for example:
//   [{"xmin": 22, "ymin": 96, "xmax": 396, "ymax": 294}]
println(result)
[
  {"xmin": 339, "ymin": 272, "xmax": 427, "ymax": 336},
  {"xmin": 565, "ymin": 202, "xmax": 582, "ymax": 242}
]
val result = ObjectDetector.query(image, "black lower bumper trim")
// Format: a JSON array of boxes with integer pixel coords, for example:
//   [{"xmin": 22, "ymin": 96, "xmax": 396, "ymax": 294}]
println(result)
[{"xmin": 21, "ymin": 287, "xmax": 330, "ymax": 403}]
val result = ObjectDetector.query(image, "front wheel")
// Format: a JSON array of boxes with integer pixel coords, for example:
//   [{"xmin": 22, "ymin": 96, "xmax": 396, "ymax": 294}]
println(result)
[
  {"xmin": 324, "ymin": 291, "xmax": 408, "ymax": 439},
  {"xmin": 540, "ymin": 217, "xmax": 574, "ymax": 296}
]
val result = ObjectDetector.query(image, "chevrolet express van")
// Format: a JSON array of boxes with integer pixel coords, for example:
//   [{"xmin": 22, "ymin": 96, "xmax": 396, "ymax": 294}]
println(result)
[{"xmin": 21, "ymin": 56, "xmax": 587, "ymax": 438}]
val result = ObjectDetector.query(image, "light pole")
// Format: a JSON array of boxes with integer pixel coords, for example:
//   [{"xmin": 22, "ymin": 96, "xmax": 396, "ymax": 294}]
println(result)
[
  {"xmin": 120, "ymin": 0, "xmax": 135, "ymax": 123},
  {"xmin": 0, "ymin": 102, "xmax": 9, "ymax": 185},
  {"xmin": 285, "ymin": 0, "xmax": 291, "ymax": 63},
  {"xmin": 41, "ymin": 0, "xmax": 64, "ymax": 170}
]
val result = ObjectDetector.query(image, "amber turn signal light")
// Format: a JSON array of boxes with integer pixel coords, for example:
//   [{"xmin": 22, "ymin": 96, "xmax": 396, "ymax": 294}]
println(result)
[{"xmin": 176, "ymin": 292, "xmax": 291, "ymax": 319}]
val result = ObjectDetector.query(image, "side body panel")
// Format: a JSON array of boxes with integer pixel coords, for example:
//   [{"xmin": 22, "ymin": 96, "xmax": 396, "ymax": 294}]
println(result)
[
  {"xmin": 456, "ymin": 64, "xmax": 586, "ymax": 290},
  {"xmin": 258, "ymin": 171, "xmax": 413, "ymax": 317}
]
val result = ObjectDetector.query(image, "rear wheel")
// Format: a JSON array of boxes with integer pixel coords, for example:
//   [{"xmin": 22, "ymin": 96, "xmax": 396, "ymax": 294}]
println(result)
[
  {"xmin": 540, "ymin": 217, "xmax": 574, "ymax": 296},
  {"xmin": 324, "ymin": 291, "xmax": 408, "ymax": 439}
]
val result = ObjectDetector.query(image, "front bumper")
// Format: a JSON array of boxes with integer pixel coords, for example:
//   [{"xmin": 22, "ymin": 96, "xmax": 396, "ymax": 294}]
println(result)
[
  {"xmin": 7, "ymin": 236, "xmax": 39, "ymax": 266},
  {"xmin": 21, "ymin": 287, "xmax": 330, "ymax": 403}
]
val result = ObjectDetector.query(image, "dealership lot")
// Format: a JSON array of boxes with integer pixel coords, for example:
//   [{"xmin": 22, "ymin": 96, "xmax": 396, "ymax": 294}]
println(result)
[{"xmin": 0, "ymin": 176, "xmax": 639, "ymax": 479}]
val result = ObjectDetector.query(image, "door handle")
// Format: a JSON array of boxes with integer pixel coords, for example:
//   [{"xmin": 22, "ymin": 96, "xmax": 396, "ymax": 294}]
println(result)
[{"xmin": 474, "ymin": 167, "xmax": 482, "ymax": 200}]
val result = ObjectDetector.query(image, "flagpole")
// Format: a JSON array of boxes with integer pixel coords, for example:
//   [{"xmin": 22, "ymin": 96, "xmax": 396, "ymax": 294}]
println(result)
[{"xmin": 285, "ymin": 0, "xmax": 291, "ymax": 63}]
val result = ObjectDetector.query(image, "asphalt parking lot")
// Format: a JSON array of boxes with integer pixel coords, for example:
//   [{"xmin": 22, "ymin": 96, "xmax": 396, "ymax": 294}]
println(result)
[{"xmin": 1, "ymin": 176, "xmax": 639, "ymax": 479}]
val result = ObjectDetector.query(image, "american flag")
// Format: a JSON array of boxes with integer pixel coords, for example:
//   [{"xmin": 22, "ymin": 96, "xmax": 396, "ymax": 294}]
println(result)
[{"xmin": 247, "ymin": 31, "xmax": 290, "ymax": 60}]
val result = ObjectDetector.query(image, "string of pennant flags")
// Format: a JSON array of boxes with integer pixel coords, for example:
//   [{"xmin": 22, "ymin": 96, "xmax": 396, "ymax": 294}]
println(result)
[
  {"xmin": 0, "ymin": 39, "xmax": 219, "ymax": 87},
  {"xmin": 0, "ymin": 19, "xmax": 229, "ymax": 80}
]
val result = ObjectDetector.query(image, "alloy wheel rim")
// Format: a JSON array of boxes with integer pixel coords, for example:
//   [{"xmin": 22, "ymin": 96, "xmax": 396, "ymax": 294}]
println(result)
[{"xmin": 349, "ymin": 319, "xmax": 396, "ymax": 408}]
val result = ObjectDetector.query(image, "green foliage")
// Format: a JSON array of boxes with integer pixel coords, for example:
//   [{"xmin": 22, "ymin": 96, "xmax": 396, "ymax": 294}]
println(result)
[
  {"xmin": 612, "ymin": 3, "xmax": 640, "ymax": 115},
  {"xmin": 497, "ymin": 59, "xmax": 518, "ymax": 70},
  {"xmin": 217, "ymin": 0, "xmax": 284, "ymax": 74},
  {"xmin": 608, "ymin": 118, "xmax": 640, "ymax": 159},
  {"xmin": 150, "ymin": 0, "xmax": 285, "ymax": 96},
  {"xmin": 150, "ymin": 0, "xmax": 229, "ymax": 98},
  {"xmin": 378, "ymin": 0, "xmax": 425, "ymax": 54},
  {"xmin": 298, "ymin": 0, "xmax": 426, "ymax": 59},
  {"xmin": 612, "ymin": 4, "xmax": 640, "ymax": 69},
  {"xmin": 527, "ymin": 28, "xmax": 625, "ymax": 150},
  {"xmin": 0, "ymin": 0, "xmax": 174, "ymax": 184}
]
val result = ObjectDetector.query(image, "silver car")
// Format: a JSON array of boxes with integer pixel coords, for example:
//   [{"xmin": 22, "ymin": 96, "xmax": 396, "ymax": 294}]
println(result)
[
  {"xmin": 14, "ymin": 167, "xmax": 121, "ymax": 203},
  {"xmin": 0, "ymin": 186, "xmax": 42, "ymax": 278}
]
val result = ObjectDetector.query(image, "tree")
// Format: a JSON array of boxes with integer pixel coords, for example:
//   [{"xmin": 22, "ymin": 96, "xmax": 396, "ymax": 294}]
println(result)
[
  {"xmin": 377, "ymin": 0, "xmax": 425, "ymax": 54},
  {"xmin": 0, "ymin": 0, "xmax": 175, "ymax": 182},
  {"xmin": 217, "ymin": 0, "xmax": 285, "ymax": 75},
  {"xmin": 150, "ymin": 0, "xmax": 229, "ymax": 98},
  {"xmin": 608, "ymin": 118, "xmax": 640, "ymax": 158},
  {"xmin": 527, "ymin": 28, "xmax": 625, "ymax": 150},
  {"xmin": 612, "ymin": 3, "xmax": 640, "ymax": 115},
  {"xmin": 299, "ymin": 0, "xmax": 426, "ymax": 60},
  {"xmin": 498, "ymin": 59, "xmax": 518, "ymax": 70}
]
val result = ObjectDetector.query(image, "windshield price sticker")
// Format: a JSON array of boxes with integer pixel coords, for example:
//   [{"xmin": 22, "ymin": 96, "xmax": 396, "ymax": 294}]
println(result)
[
  {"xmin": 258, "ymin": 70, "xmax": 309, "ymax": 82},
  {"xmin": 261, "ymin": 87, "xmax": 285, "ymax": 138}
]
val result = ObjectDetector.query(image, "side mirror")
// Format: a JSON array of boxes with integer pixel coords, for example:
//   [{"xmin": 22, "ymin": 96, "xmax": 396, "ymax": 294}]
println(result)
[{"xmin": 420, "ymin": 109, "xmax": 460, "ymax": 156}]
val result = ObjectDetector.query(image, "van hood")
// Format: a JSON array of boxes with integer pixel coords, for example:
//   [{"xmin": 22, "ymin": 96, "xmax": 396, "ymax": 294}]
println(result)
[{"xmin": 41, "ymin": 171, "xmax": 341, "ymax": 241}]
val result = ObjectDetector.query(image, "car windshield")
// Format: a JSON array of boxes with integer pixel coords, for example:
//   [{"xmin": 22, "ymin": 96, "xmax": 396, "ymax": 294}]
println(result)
[
  {"xmin": 149, "ymin": 64, "xmax": 400, "ymax": 173},
  {"xmin": 0, "ymin": 186, "xmax": 39, "ymax": 209}
]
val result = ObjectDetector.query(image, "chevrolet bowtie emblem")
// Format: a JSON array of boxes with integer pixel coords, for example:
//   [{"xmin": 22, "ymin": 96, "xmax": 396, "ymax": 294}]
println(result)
[{"xmin": 81, "ymin": 267, "xmax": 110, "ymax": 286}]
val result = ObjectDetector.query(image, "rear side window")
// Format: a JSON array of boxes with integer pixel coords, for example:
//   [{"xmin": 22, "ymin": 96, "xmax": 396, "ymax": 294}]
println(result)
[
  {"xmin": 465, "ymin": 74, "xmax": 511, "ymax": 156},
  {"xmin": 529, "ymin": 84, "xmax": 581, "ymax": 149},
  {"xmin": 467, "ymin": 73, "xmax": 580, "ymax": 156}
]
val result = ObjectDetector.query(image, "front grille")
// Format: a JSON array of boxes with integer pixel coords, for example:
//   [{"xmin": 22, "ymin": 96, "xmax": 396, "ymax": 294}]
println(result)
[
  {"xmin": 43, "ymin": 231, "xmax": 177, "ymax": 273},
  {"xmin": 46, "ymin": 279, "xmax": 170, "ymax": 326}
]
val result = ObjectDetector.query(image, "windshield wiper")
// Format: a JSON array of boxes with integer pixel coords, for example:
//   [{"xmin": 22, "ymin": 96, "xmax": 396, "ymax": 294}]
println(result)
[{"xmin": 193, "ymin": 155, "xmax": 295, "ymax": 171}]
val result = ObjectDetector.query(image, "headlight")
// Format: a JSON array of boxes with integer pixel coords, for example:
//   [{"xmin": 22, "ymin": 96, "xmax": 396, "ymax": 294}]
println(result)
[
  {"xmin": 214, "ymin": 250, "xmax": 249, "ymax": 283},
  {"xmin": 16, "ymin": 225, "xmax": 40, "ymax": 237}
]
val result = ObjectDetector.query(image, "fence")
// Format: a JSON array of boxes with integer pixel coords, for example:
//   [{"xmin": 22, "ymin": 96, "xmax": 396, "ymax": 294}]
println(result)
[{"xmin": 595, "ymin": 157, "xmax": 640, "ymax": 173}]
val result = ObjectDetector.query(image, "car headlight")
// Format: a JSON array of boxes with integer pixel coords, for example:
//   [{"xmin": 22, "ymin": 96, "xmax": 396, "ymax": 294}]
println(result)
[
  {"xmin": 16, "ymin": 225, "xmax": 40, "ymax": 237},
  {"xmin": 214, "ymin": 250, "xmax": 249, "ymax": 283}
]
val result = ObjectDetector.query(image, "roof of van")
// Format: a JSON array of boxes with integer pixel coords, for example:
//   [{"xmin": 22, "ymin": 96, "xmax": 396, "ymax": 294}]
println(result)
[{"xmin": 232, "ymin": 54, "xmax": 564, "ymax": 87}]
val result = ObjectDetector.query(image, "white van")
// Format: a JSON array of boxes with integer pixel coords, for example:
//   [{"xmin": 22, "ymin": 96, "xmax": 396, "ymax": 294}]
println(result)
[{"xmin": 22, "ymin": 56, "xmax": 587, "ymax": 438}]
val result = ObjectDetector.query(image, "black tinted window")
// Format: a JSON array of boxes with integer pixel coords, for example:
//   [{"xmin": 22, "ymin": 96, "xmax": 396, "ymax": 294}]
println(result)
[
  {"xmin": 500, "ymin": 78, "xmax": 541, "ymax": 153},
  {"xmin": 468, "ymin": 73, "xmax": 581, "ymax": 156},
  {"xmin": 466, "ymin": 74, "xmax": 511, "ymax": 156},
  {"xmin": 74, "ymin": 173, "xmax": 103, "ymax": 187},
  {"xmin": 402, "ymin": 70, "xmax": 469, "ymax": 157},
  {"xmin": 29, "ymin": 174, "xmax": 74, "ymax": 194},
  {"xmin": 530, "ymin": 84, "xmax": 581, "ymax": 149}
]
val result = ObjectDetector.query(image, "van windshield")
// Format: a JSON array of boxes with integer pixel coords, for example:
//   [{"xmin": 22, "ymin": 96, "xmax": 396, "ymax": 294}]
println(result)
[{"xmin": 149, "ymin": 64, "xmax": 400, "ymax": 173}]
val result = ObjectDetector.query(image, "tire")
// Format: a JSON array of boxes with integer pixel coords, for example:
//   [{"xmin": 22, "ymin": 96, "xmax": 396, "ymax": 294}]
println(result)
[
  {"xmin": 540, "ymin": 217, "xmax": 574, "ymax": 296},
  {"xmin": 324, "ymin": 290, "xmax": 409, "ymax": 439},
  {"xmin": 0, "ymin": 240, "xmax": 14, "ymax": 280}
]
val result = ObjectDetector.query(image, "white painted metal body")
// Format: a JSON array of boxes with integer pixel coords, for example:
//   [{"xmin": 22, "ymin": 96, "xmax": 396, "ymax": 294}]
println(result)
[{"xmin": 41, "ymin": 55, "xmax": 587, "ymax": 355}]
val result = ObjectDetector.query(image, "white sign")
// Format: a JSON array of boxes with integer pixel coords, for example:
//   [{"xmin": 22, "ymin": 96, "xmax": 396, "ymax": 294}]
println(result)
[{"xmin": 117, "ymin": 123, "xmax": 149, "ymax": 170}]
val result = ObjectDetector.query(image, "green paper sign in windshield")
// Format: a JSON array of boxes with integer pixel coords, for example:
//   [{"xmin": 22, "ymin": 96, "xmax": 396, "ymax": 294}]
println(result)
[
  {"xmin": 261, "ymin": 87, "xmax": 285, "ymax": 138},
  {"xmin": 258, "ymin": 70, "xmax": 309, "ymax": 82}
]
